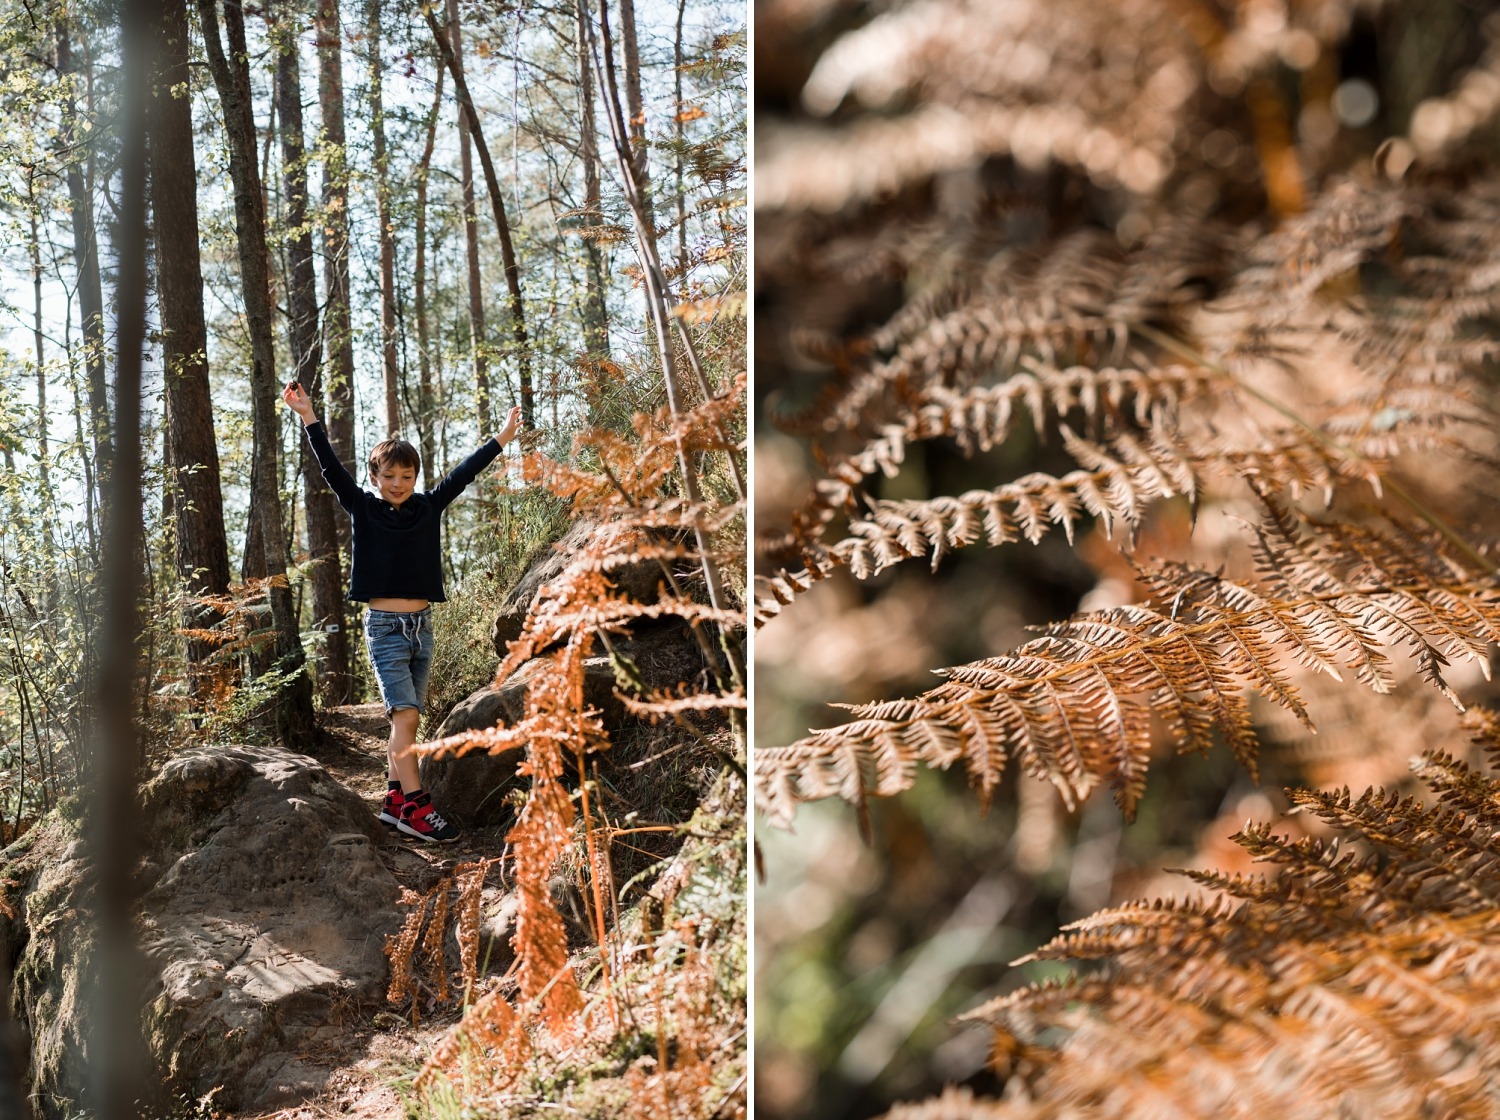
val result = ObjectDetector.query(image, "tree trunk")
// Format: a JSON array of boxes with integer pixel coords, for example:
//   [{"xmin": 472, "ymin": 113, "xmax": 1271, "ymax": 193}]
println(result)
[
  {"xmin": 55, "ymin": 18, "xmax": 112, "ymax": 505},
  {"xmin": 414, "ymin": 59, "xmax": 444, "ymax": 490},
  {"xmin": 367, "ymin": 0, "xmax": 400, "ymax": 435},
  {"xmin": 90, "ymin": 3, "xmax": 154, "ymax": 1114},
  {"xmin": 445, "ymin": 0, "xmax": 492, "ymax": 438},
  {"xmin": 576, "ymin": 0, "xmax": 611, "ymax": 365},
  {"xmin": 428, "ymin": 1, "xmax": 535, "ymax": 433},
  {"xmin": 673, "ymin": 0, "xmax": 688, "ymax": 278},
  {"xmin": 149, "ymin": 0, "xmax": 233, "ymax": 705},
  {"xmin": 619, "ymin": 0, "xmax": 648, "ymax": 187},
  {"xmin": 274, "ymin": 0, "xmax": 350, "ymax": 702},
  {"xmin": 316, "ymin": 0, "xmax": 356, "ymax": 545},
  {"xmin": 198, "ymin": 0, "xmax": 315, "ymax": 745}
]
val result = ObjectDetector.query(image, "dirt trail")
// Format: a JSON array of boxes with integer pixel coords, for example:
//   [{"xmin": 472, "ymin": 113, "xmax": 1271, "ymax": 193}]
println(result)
[{"xmin": 222, "ymin": 704, "xmax": 519, "ymax": 1119}]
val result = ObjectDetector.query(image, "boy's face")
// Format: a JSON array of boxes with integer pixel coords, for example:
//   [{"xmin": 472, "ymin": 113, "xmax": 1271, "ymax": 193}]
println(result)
[{"xmin": 372, "ymin": 463, "xmax": 417, "ymax": 507}]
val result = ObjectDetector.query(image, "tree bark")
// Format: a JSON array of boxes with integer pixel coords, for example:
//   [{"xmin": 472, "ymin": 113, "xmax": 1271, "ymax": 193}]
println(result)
[
  {"xmin": 55, "ymin": 17, "xmax": 112, "ymax": 505},
  {"xmin": 619, "ymin": 0, "xmax": 648, "ymax": 186},
  {"xmin": 428, "ymin": 1, "xmax": 535, "ymax": 432},
  {"xmin": 27, "ymin": 189, "xmax": 55, "ymax": 561},
  {"xmin": 444, "ymin": 0, "xmax": 493, "ymax": 438},
  {"xmin": 149, "ymin": 0, "xmax": 233, "ymax": 704},
  {"xmin": 273, "ymin": 0, "xmax": 350, "ymax": 702},
  {"xmin": 576, "ymin": 0, "xmax": 611, "ymax": 365},
  {"xmin": 673, "ymin": 0, "xmax": 688, "ymax": 278},
  {"xmin": 90, "ymin": 3, "xmax": 154, "ymax": 1114},
  {"xmin": 316, "ymin": 0, "xmax": 356, "ymax": 544},
  {"xmin": 414, "ymin": 59, "xmax": 444, "ymax": 490},
  {"xmin": 198, "ymin": 0, "xmax": 315, "ymax": 744},
  {"xmin": 367, "ymin": 0, "xmax": 400, "ymax": 435}
]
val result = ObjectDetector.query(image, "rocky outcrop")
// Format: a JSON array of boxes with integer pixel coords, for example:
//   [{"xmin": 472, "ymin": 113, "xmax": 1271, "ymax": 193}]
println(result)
[
  {"xmin": 489, "ymin": 518, "xmax": 667, "ymax": 657},
  {"xmin": 421, "ymin": 655, "xmax": 628, "ymax": 827},
  {"xmin": 5, "ymin": 745, "xmax": 401, "ymax": 1117},
  {"xmin": 423, "ymin": 614, "xmax": 713, "ymax": 828}
]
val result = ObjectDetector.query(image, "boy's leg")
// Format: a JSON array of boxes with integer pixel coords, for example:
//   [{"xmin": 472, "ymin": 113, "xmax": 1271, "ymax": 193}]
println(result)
[
  {"xmin": 388, "ymin": 707, "xmax": 423, "ymax": 792},
  {"xmin": 366, "ymin": 610, "xmax": 453, "ymax": 836}
]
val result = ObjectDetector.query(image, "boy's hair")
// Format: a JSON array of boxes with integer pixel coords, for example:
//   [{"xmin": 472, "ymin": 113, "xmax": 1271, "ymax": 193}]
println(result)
[{"xmin": 368, "ymin": 437, "xmax": 422, "ymax": 478}]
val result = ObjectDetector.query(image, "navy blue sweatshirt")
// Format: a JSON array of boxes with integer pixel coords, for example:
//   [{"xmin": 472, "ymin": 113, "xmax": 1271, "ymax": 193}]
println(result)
[{"xmin": 303, "ymin": 421, "xmax": 503, "ymax": 603}]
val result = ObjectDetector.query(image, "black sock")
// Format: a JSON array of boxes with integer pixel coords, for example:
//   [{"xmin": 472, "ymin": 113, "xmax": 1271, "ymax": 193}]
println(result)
[{"xmin": 387, "ymin": 780, "xmax": 403, "ymax": 794}]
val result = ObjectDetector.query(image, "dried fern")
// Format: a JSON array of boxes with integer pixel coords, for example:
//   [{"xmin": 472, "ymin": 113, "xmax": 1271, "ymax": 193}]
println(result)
[
  {"xmin": 384, "ymin": 859, "xmax": 498, "ymax": 1022},
  {"xmin": 758, "ymin": 503, "xmax": 1500, "ymax": 826},
  {"xmin": 869, "ymin": 714, "xmax": 1500, "ymax": 1119},
  {"xmin": 412, "ymin": 384, "xmax": 745, "ymax": 1059}
]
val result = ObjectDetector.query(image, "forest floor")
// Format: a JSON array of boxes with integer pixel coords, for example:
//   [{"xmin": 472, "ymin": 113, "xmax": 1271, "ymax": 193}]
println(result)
[{"xmin": 220, "ymin": 702, "xmax": 517, "ymax": 1120}]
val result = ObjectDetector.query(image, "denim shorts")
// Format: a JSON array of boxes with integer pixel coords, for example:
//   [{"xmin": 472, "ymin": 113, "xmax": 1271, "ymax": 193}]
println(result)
[{"xmin": 364, "ymin": 607, "xmax": 434, "ymax": 717}]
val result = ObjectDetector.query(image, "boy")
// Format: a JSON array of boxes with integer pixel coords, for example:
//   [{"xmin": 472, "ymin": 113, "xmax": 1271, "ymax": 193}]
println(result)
[{"xmin": 281, "ymin": 381, "xmax": 522, "ymax": 842}]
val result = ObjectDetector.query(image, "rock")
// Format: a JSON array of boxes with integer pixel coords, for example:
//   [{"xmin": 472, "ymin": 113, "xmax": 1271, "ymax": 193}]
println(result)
[
  {"xmin": 477, "ymin": 889, "xmax": 518, "ymax": 973},
  {"xmin": 421, "ymin": 657, "xmax": 627, "ymax": 827},
  {"xmin": 423, "ymin": 621, "xmax": 716, "ymax": 830},
  {"xmin": 490, "ymin": 519, "xmax": 669, "ymax": 657},
  {"xmin": 6, "ymin": 745, "xmax": 402, "ymax": 1117}
]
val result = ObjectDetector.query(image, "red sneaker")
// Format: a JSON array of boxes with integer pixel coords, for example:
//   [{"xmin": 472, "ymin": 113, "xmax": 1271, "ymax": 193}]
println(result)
[
  {"xmin": 379, "ymin": 787, "xmax": 404, "ymax": 828},
  {"xmin": 398, "ymin": 793, "xmax": 460, "ymax": 843}
]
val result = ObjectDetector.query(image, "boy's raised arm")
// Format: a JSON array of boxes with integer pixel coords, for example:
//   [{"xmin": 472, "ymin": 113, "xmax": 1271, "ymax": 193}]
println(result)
[
  {"xmin": 429, "ymin": 405, "xmax": 524, "ymax": 512},
  {"xmin": 282, "ymin": 381, "xmax": 364, "ymax": 512}
]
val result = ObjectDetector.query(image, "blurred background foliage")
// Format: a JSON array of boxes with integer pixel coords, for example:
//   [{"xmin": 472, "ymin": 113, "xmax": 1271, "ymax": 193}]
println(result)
[{"xmin": 753, "ymin": 0, "xmax": 1500, "ymax": 1117}]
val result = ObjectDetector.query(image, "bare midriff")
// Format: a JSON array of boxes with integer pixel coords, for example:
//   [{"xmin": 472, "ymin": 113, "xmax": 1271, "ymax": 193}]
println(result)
[{"xmin": 368, "ymin": 597, "xmax": 431, "ymax": 612}]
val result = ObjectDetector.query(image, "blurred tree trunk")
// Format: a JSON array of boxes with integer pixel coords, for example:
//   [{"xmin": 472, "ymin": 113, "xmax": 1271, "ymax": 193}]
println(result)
[
  {"xmin": 274, "ymin": 0, "xmax": 350, "ymax": 703},
  {"xmin": 55, "ymin": 17, "xmax": 112, "ymax": 504},
  {"xmin": 414, "ymin": 61, "xmax": 444, "ymax": 489},
  {"xmin": 367, "ymin": 0, "xmax": 400, "ymax": 435},
  {"xmin": 317, "ymin": 0, "xmax": 356, "ymax": 550},
  {"xmin": 428, "ymin": 2, "xmax": 534, "ymax": 433},
  {"xmin": 150, "ymin": 0, "xmax": 233, "ymax": 705},
  {"xmin": 89, "ymin": 3, "xmax": 153, "ymax": 1114},
  {"xmin": 197, "ymin": 0, "xmax": 315, "ymax": 744},
  {"xmin": 575, "ymin": 0, "xmax": 611, "ymax": 365},
  {"xmin": 444, "ymin": 0, "xmax": 493, "ymax": 438}
]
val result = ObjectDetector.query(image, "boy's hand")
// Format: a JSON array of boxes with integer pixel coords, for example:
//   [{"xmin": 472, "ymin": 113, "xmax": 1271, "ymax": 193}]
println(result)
[
  {"xmin": 282, "ymin": 381, "xmax": 316, "ymax": 423},
  {"xmin": 497, "ymin": 405, "xmax": 523, "ymax": 444}
]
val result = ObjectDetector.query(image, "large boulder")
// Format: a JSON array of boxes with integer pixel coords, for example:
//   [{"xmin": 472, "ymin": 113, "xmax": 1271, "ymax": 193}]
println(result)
[
  {"xmin": 6, "ymin": 744, "xmax": 401, "ymax": 1117},
  {"xmin": 420, "ymin": 656, "xmax": 627, "ymax": 827},
  {"xmin": 422, "ymin": 621, "xmax": 715, "ymax": 830},
  {"xmin": 490, "ymin": 519, "xmax": 668, "ymax": 657}
]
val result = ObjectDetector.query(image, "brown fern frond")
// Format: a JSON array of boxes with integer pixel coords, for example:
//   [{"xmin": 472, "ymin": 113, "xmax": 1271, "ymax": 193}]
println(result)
[
  {"xmin": 422, "ymin": 874, "xmax": 453, "ymax": 1007},
  {"xmin": 881, "ymin": 1087, "xmax": 1016, "ymax": 1120},
  {"xmin": 523, "ymin": 374, "xmax": 745, "ymax": 512},
  {"xmin": 415, "ymin": 989, "xmax": 533, "ymax": 1095},
  {"xmin": 777, "ymin": 225, "xmax": 1230, "ymax": 450},
  {"xmin": 506, "ymin": 643, "xmax": 594, "ymax": 1037},
  {"xmin": 385, "ymin": 886, "xmax": 429, "ymax": 1011},
  {"xmin": 909, "ymin": 723, "xmax": 1500, "ymax": 1119},
  {"xmin": 811, "ymin": 362, "xmax": 1230, "ymax": 499},
  {"xmin": 762, "ymin": 2, "xmax": 1198, "ymax": 212},
  {"xmin": 757, "ymin": 506, "xmax": 1500, "ymax": 826},
  {"xmin": 755, "ymin": 407, "xmax": 1459, "ymax": 626},
  {"xmin": 619, "ymin": 686, "xmax": 749, "ymax": 721}
]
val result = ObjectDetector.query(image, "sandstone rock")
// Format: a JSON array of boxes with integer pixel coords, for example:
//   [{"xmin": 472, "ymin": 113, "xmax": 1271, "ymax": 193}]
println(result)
[
  {"xmin": 421, "ymin": 656, "xmax": 626, "ymax": 827},
  {"xmin": 7, "ymin": 745, "xmax": 401, "ymax": 1117},
  {"xmin": 490, "ymin": 519, "xmax": 670, "ymax": 657}
]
